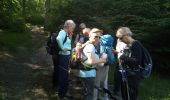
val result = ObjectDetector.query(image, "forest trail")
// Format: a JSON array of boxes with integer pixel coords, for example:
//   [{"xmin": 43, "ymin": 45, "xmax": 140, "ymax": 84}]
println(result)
[{"xmin": 0, "ymin": 26, "xmax": 84, "ymax": 100}]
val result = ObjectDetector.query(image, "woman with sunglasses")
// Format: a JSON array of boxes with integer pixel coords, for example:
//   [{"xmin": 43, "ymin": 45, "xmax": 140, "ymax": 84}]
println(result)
[
  {"xmin": 116, "ymin": 27, "xmax": 143, "ymax": 100},
  {"xmin": 77, "ymin": 28, "xmax": 107, "ymax": 100}
]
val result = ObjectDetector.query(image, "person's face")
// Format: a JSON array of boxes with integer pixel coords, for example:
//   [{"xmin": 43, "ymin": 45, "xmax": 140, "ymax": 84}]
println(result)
[
  {"xmin": 80, "ymin": 25, "xmax": 86, "ymax": 33},
  {"xmin": 90, "ymin": 33, "xmax": 100, "ymax": 43},
  {"xmin": 117, "ymin": 35, "xmax": 129, "ymax": 44},
  {"xmin": 67, "ymin": 25, "xmax": 74, "ymax": 34}
]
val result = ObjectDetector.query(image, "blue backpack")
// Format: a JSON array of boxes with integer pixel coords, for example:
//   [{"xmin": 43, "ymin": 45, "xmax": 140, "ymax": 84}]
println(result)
[
  {"xmin": 137, "ymin": 41, "xmax": 153, "ymax": 78},
  {"xmin": 100, "ymin": 34, "xmax": 115, "ymax": 64}
]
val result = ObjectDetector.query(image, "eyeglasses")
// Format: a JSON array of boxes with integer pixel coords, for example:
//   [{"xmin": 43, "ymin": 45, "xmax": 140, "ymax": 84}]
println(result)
[
  {"xmin": 118, "ymin": 35, "xmax": 124, "ymax": 40},
  {"xmin": 94, "ymin": 36, "xmax": 100, "ymax": 39}
]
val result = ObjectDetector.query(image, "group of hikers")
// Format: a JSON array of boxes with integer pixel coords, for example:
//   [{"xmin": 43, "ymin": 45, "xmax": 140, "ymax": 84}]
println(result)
[{"xmin": 49, "ymin": 19, "xmax": 147, "ymax": 100}]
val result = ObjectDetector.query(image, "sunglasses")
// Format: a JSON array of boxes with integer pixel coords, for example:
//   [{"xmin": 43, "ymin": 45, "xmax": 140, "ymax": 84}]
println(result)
[
  {"xmin": 94, "ymin": 36, "xmax": 100, "ymax": 39},
  {"xmin": 118, "ymin": 35, "xmax": 125, "ymax": 40}
]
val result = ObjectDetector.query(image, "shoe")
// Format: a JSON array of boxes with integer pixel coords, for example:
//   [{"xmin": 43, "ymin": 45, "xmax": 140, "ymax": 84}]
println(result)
[
  {"xmin": 59, "ymin": 97, "xmax": 69, "ymax": 100},
  {"xmin": 65, "ymin": 93, "xmax": 73, "ymax": 98}
]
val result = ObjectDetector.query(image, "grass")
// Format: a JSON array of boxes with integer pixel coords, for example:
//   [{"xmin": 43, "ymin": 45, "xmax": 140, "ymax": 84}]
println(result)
[
  {"xmin": 0, "ymin": 31, "xmax": 32, "ymax": 52},
  {"xmin": 139, "ymin": 72, "xmax": 170, "ymax": 100},
  {"xmin": 0, "ymin": 31, "xmax": 32, "ymax": 99},
  {"xmin": 108, "ymin": 66, "xmax": 170, "ymax": 100},
  {"xmin": 0, "ymin": 84, "xmax": 7, "ymax": 99}
]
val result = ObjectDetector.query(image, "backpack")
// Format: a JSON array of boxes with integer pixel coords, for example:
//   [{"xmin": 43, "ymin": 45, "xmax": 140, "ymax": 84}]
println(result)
[
  {"xmin": 137, "ymin": 41, "xmax": 153, "ymax": 78},
  {"xmin": 100, "ymin": 34, "xmax": 115, "ymax": 64},
  {"xmin": 69, "ymin": 44, "xmax": 95, "ymax": 70},
  {"xmin": 46, "ymin": 31, "xmax": 67, "ymax": 55}
]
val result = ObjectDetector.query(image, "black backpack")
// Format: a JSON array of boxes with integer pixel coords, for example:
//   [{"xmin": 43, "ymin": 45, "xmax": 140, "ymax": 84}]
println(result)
[
  {"xmin": 46, "ymin": 31, "xmax": 67, "ymax": 55},
  {"xmin": 137, "ymin": 41, "xmax": 153, "ymax": 79}
]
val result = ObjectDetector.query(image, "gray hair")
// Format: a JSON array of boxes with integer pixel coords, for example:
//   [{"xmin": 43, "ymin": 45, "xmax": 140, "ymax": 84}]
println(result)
[
  {"xmin": 116, "ymin": 27, "xmax": 133, "ymax": 37},
  {"xmin": 63, "ymin": 20, "xmax": 76, "ymax": 29},
  {"xmin": 79, "ymin": 23, "xmax": 86, "ymax": 29}
]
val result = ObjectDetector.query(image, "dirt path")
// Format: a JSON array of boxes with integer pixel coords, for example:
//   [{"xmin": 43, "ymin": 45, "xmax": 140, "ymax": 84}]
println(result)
[
  {"xmin": 0, "ymin": 26, "xmax": 58, "ymax": 100},
  {"xmin": 0, "ymin": 26, "xmax": 86, "ymax": 100}
]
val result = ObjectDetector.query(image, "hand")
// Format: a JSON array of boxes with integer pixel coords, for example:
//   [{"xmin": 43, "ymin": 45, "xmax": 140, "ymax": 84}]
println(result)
[
  {"xmin": 111, "ymin": 49, "xmax": 118, "ymax": 54},
  {"xmin": 63, "ymin": 48, "xmax": 68, "ymax": 53},
  {"xmin": 100, "ymin": 58, "xmax": 107, "ymax": 63},
  {"xmin": 101, "ymin": 52, "xmax": 108, "ymax": 59},
  {"xmin": 119, "ymin": 55, "xmax": 128, "ymax": 60}
]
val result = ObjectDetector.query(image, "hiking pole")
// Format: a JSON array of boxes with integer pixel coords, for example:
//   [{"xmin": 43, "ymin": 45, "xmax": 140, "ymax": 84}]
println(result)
[
  {"xmin": 119, "ymin": 60, "xmax": 130, "ymax": 100},
  {"xmin": 94, "ymin": 86, "xmax": 116, "ymax": 100}
]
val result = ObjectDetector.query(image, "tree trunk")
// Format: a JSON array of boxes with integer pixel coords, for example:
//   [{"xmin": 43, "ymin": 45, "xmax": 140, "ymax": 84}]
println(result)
[
  {"xmin": 22, "ymin": 0, "xmax": 26, "ymax": 21},
  {"xmin": 44, "ymin": 0, "xmax": 51, "ymax": 31}
]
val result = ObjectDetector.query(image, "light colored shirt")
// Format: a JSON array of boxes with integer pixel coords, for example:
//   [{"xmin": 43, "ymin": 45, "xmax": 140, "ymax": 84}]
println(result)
[
  {"xmin": 56, "ymin": 30, "xmax": 71, "ymax": 55},
  {"xmin": 116, "ymin": 39, "xmax": 126, "ymax": 58},
  {"xmin": 77, "ymin": 44, "xmax": 99, "ymax": 77}
]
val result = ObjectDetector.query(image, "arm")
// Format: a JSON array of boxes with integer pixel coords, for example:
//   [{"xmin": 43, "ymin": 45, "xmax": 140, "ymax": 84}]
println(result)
[
  {"xmin": 84, "ymin": 44, "xmax": 107, "ymax": 65},
  {"xmin": 56, "ymin": 30, "xmax": 68, "ymax": 51},
  {"xmin": 120, "ymin": 41, "xmax": 143, "ymax": 67},
  {"xmin": 86, "ymin": 52, "xmax": 106, "ymax": 65}
]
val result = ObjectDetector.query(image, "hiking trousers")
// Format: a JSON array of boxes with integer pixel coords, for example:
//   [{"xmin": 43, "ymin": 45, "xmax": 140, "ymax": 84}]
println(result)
[
  {"xmin": 82, "ymin": 77, "xmax": 95, "ymax": 100},
  {"xmin": 57, "ymin": 55, "xmax": 70, "ymax": 98},
  {"xmin": 52, "ymin": 54, "xmax": 59, "ymax": 88},
  {"xmin": 127, "ymin": 71, "xmax": 141, "ymax": 100},
  {"xmin": 94, "ymin": 65, "xmax": 109, "ymax": 100}
]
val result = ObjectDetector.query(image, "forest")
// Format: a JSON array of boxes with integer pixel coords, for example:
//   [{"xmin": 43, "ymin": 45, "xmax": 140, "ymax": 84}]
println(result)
[
  {"xmin": 1, "ymin": 0, "xmax": 170, "ymax": 71},
  {"xmin": 0, "ymin": 0, "xmax": 170, "ymax": 99}
]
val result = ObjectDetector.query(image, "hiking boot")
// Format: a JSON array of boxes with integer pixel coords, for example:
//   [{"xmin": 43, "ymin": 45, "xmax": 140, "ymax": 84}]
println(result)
[
  {"xmin": 59, "ymin": 97, "xmax": 69, "ymax": 100},
  {"xmin": 65, "ymin": 93, "xmax": 73, "ymax": 98}
]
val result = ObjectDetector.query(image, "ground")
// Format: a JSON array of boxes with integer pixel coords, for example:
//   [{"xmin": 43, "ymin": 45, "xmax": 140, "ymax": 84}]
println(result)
[{"xmin": 0, "ymin": 26, "xmax": 85, "ymax": 100}]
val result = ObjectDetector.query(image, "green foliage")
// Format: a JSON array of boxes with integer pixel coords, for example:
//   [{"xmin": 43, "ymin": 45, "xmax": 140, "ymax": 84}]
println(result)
[
  {"xmin": 0, "ymin": 31, "xmax": 32, "ymax": 52},
  {"xmin": 139, "ymin": 73, "xmax": 170, "ymax": 100},
  {"xmin": 26, "ymin": 15, "xmax": 44, "ymax": 25},
  {"xmin": 0, "ymin": 85, "xmax": 7, "ymax": 100},
  {"xmin": 24, "ymin": 0, "xmax": 45, "ymax": 25},
  {"xmin": 0, "ymin": 0, "xmax": 45, "ymax": 32}
]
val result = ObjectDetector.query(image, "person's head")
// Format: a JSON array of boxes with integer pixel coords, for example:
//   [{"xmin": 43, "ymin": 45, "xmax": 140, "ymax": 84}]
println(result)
[
  {"xmin": 116, "ymin": 27, "xmax": 133, "ymax": 44},
  {"xmin": 89, "ymin": 28, "xmax": 103, "ymax": 44},
  {"xmin": 64, "ymin": 20, "xmax": 76, "ymax": 35},
  {"xmin": 75, "ymin": 42, "xmax": 82, "ymax": 51},
  {"xmin": 82, "ymin": 28, "xmax": 91, "ymax": 37},
  {"xmin": 79, "ymin": 23, "xmax": 86, "ymax": 30}
]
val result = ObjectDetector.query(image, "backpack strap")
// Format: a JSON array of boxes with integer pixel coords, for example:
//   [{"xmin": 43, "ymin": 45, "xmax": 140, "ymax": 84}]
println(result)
[
  {"xmin": 78, "ymin": 33, "xmax": 81, "ymax": 42},
  {"xmin": 63, "ymin": 33, "xmax": 67, "ymax": 45},
  {"xmin": 80, "ymin": 43, "xmax": 94, "ymax": 69}
]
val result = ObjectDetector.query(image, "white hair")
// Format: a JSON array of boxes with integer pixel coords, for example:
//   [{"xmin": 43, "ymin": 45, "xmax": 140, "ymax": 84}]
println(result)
[
  {"xmin": 116, "ymin": 27, "xmax": 133, "ymax": 37},
  {"xmin": 89, "ymin": 28, "xmax": 103, "ymax": 37},
  {"xmin": 63, "ymin": 20, "xmax": 76, "ymax": 29},
  {"xmin": 79, "ymin": 23, "xmax": 86, "ymax": 29}
]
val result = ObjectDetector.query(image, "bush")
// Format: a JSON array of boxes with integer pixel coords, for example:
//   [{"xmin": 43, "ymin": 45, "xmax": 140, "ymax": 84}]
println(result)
[
  {"xmin": 0, "ymin": 16, "xmax": 26, "ymax": 32},
  {"xmin": 9, "ymin": 18, "xmax": 26, "ymax": 32},
  {"xmin": 26, "ymin": 15, "xmax": 44, "ymax": 25}
]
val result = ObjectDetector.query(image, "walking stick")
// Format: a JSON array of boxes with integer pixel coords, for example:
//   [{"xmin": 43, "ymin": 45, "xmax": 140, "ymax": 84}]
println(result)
[
  {"xmin": 95, "ymin": 86, "xmax": 117, "ymax": 100},
  {"xmin": 119, "ymin": 60, "xmax": 130, "ymax": 100}
]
